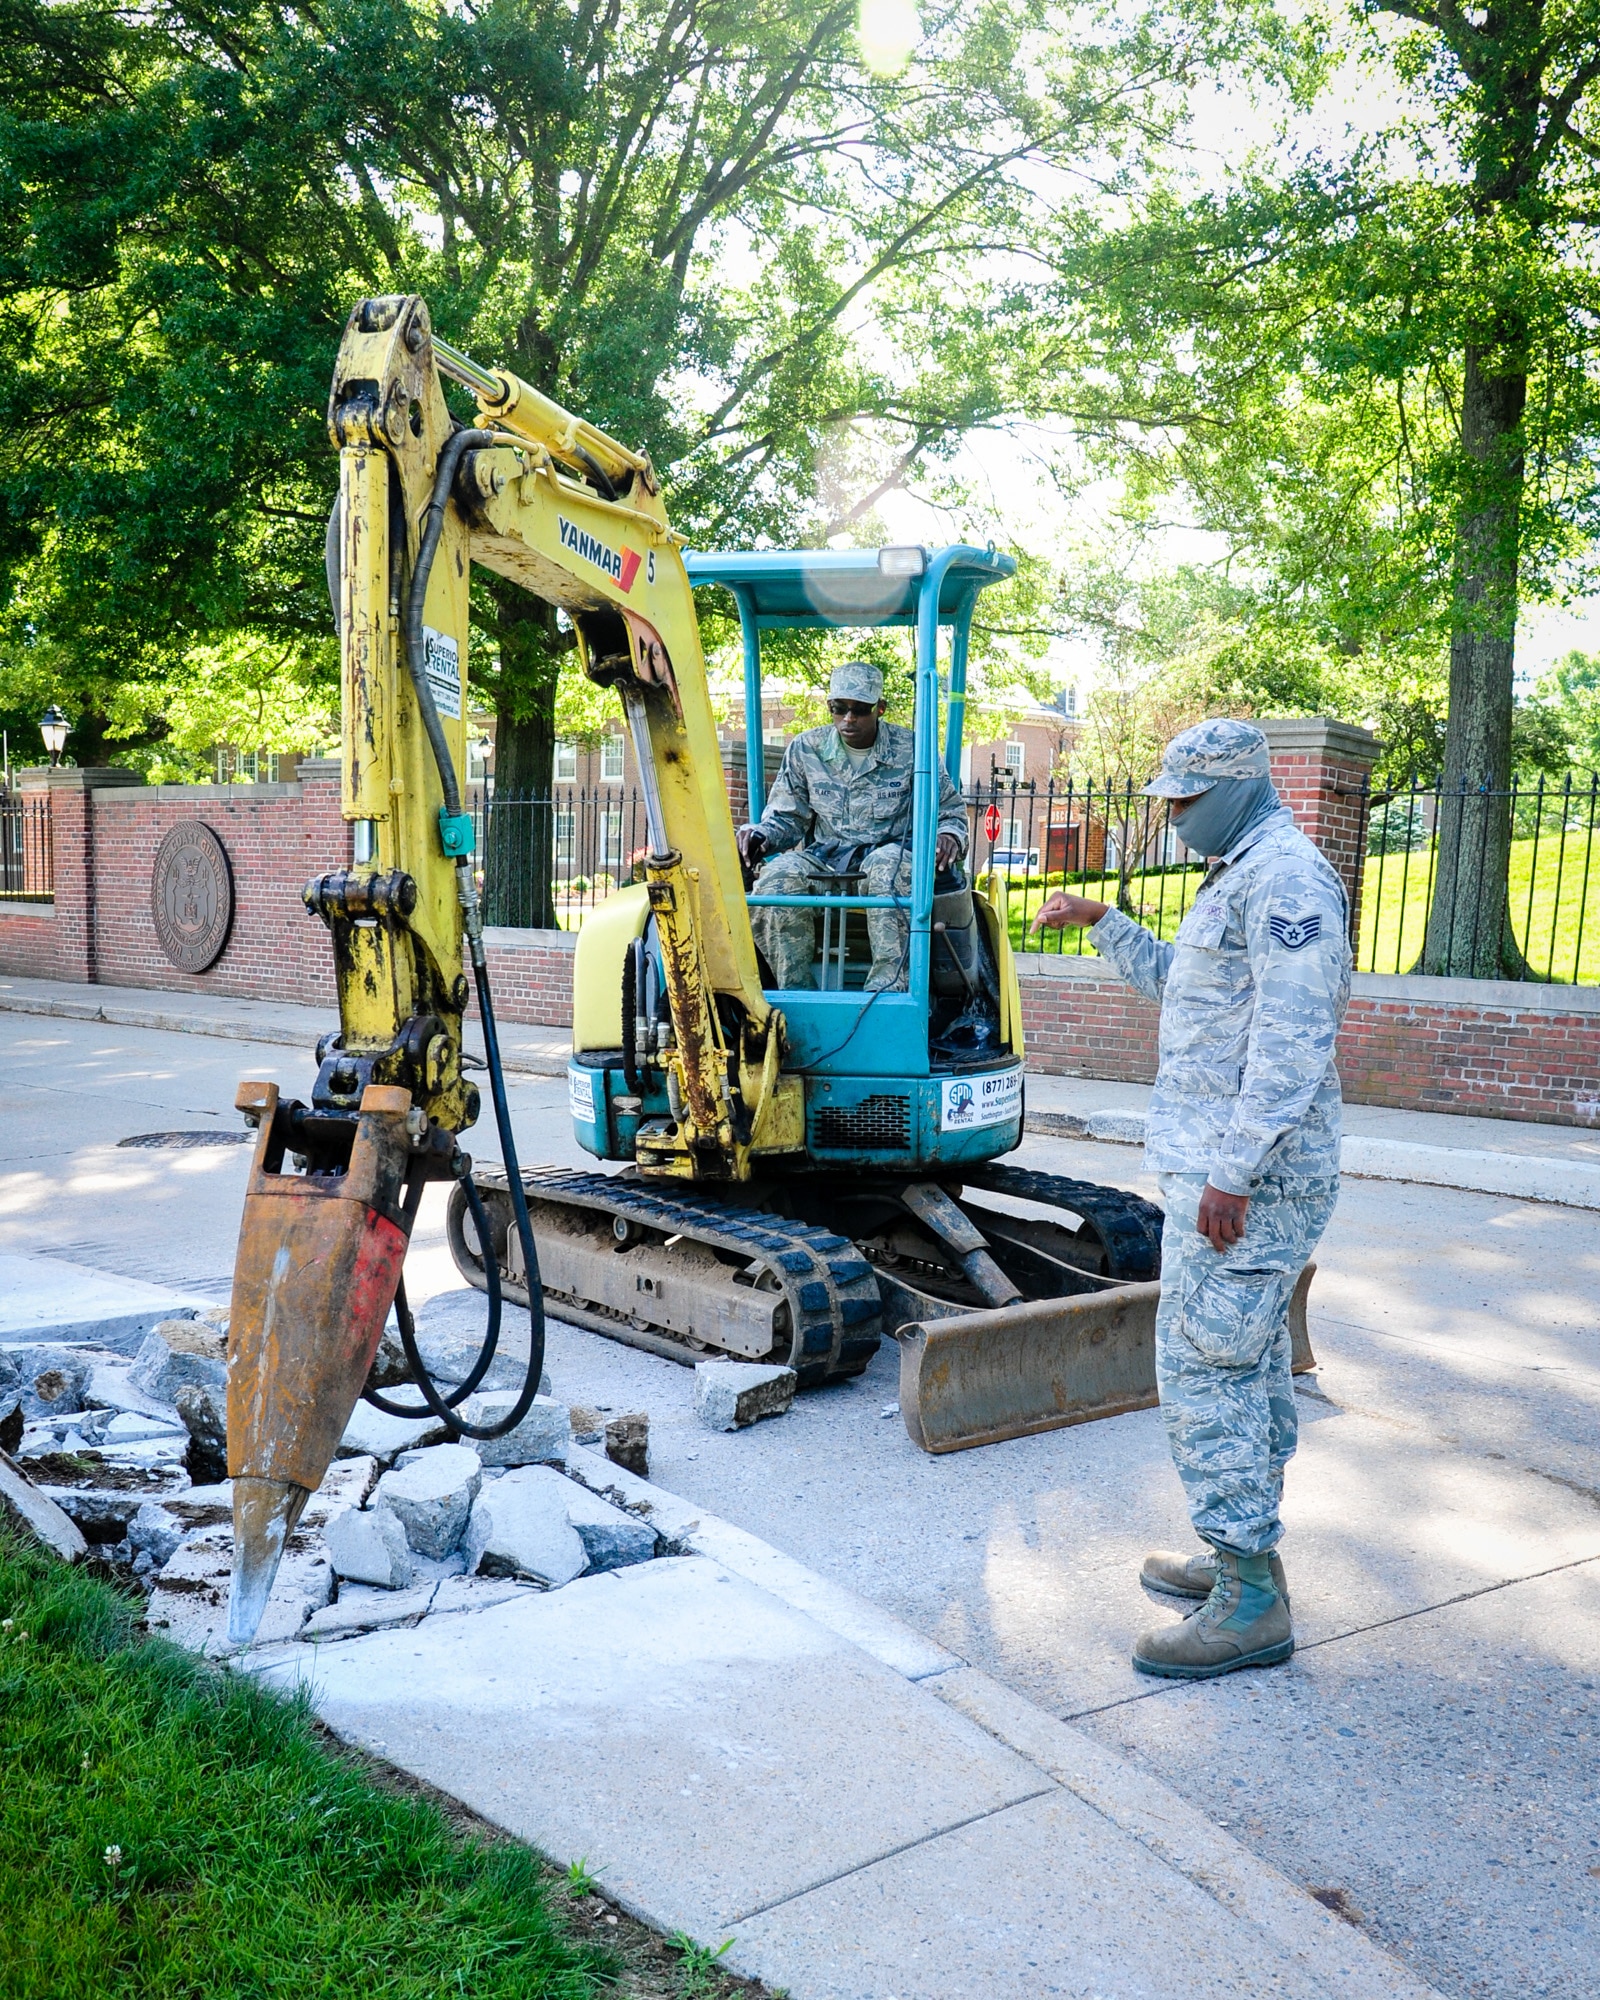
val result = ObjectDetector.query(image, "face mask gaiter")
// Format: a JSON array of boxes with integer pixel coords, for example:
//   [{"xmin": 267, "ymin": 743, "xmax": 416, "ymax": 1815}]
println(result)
[{"xmin": 1170, "ymin": 775, "xmax": 1280, "ymax": 860}]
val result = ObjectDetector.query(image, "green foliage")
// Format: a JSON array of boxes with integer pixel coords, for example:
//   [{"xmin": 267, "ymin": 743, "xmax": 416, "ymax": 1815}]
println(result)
[
  {"xmin": 0, "ymin": 1531, "xmax": 611, "ymax": 1999},
  {"xmin": 0, "ymin": 0, "xmax": 1195, "ymax": 780},
  {"xmin": 1517, "ymin": 650, "xmax": 1600, "ymax": 776}
]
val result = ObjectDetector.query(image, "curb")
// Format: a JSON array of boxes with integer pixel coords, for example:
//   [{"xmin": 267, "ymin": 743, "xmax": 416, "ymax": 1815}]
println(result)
[{"xmin": 1025, "ymin": 1110, "xmax": 1600, "ymax": 1211}]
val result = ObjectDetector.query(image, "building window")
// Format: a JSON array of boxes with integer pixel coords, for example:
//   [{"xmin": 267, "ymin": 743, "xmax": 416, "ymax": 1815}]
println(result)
[
  {"xmin": 1003, "ymin": 818, "xmax": 1025, "ymax": 850},
  {"xmin": 555, "ymin": 807, "xmax": 576, "ymax": 857},
  {"xmin": 1003, "ymin": 741, "xmax": 1025, "ymax": 776},
  {"xmin": 600, "ymin": 808, "xmax": 623, "ymax": 866},
  {"xmin": 1066, "ymin": 687, "xmax": 1077, "ymax": 717},
  {"xmin": 600, "ymin": 734, "xmax": 625, "ymax": 782},
  {"xmin": 554, "ymin": 741, "xmax": 578, "ymax": 782}
]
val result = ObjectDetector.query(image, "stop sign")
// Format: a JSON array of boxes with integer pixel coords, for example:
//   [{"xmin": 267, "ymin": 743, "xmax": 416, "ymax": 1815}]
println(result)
[{"xmin": 983, "ymin": 803, "xmax": 1002, "ymax": 842}]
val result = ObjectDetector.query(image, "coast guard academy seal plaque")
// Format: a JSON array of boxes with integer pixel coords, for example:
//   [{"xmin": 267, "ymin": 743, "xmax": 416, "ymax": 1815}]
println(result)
[{"xmin": 151, "ymin": 821, "xmax": 234, "ymax": 972}]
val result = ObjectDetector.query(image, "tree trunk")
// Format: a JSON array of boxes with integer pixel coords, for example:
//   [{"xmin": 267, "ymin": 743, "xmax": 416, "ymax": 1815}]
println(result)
[
  {"xmin": 1420, "ymin": 340, "xmax": 1529, "ymax": 978},
  {"xmin": 481, "ymin": 585, "xmax": 564, "ymax": 930}
]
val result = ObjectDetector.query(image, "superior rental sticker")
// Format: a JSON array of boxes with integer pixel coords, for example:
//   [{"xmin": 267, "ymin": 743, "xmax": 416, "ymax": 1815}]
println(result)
[
  {"xmin": 421, "ymin": 626, "xmax": 462, "ymax": 719},
  {"xmin": 939, "ymin": 1067, "xmax": 1022, "ymax": 1132},
  {"xmin": 567, "ymin": 1067, "xmax": 595, "ymax": 1124}
]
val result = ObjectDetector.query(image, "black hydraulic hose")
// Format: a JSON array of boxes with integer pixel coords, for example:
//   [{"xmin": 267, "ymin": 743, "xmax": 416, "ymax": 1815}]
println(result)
[
  {"xmin": 404, "ymin": 424, "xmax": 492, "ymax": 819},
  {"xmin": 364, "ymin": 1177, "xmax": 507, "ymax": 1418},
  {"xmin": 621, "ymin": 938, "xmax": 643, "ymax": 1096},
  {"xmin": 378, "ymin": 421, "xmax": 547, "ymax": 1440}
]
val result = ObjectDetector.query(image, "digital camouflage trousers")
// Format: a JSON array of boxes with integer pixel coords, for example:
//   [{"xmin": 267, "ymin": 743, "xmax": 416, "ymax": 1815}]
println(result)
[
  {"xmin": 750, "ymin": 843, "xmax": 912, "ymax": 991},
  {"xmin": 1155, "ymin": 1171, "xmax": 1339, "ymax": 1557}
]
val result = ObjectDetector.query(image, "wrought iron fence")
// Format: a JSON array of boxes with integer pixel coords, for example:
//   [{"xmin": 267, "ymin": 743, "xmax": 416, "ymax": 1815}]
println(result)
[
  {"xmin": 0, "ymin": 791, "xmax": 53, "ymax": 901},
  {"xmin": 1362, "ymin": 772, "xmax": 1600, "ymax": 985},
  {"xmin": 469, "ymin": 771, "xmax": 1600, "ymax": 985}
]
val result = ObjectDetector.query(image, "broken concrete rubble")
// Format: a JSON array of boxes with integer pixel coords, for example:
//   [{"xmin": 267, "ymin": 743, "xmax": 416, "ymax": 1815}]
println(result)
[
  {"xmin": 693, "ymin": 1361, "xmax": 797, "ymax": 1432},
  {"xmin": 325, "ymin": 1505, "xmax": 413, "ymax": 1589},
  {"xmin": 128, "ymin": 1501, "xmax": 184, "ymax": 1569},
  {"xmin": 563, "ymin": 1480, "xmax": 659, "ymax": 1571},
  {"xmin": 374, "ymin": 1443, "xmax": 481, "ymax": 1559},
  {"xmin": 0, "ymin": 1450, "xmax": 88, "ymax": 1562},
  {"xmin": 604, "ymin": 1411, "xmax": 649, "ymax": 1477},
  {"xmin": 176, "ymin": 1382, "xmax": 228, "ymax": 1485},
  {"xmin": 127, "ymin": 1320, "xmax": 227, "ymax": 1405},
  {"xmin": 459, "ymin": 1391, "xmax": 570, "ymax": 1468},
  {"xmin": 463, "ymin": 1466, "xmax": 586, "ymax": 1586}
]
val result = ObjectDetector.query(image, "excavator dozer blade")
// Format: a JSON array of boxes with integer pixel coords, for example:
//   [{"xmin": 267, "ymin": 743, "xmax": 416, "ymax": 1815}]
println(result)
[
  {"xmin": 226, "ymin": 1081, "xmax": 415, "ymax": 1645},
  {"xmin": 896, "ymin": 1265, "xmax": 1317, "ymax": 1455}
]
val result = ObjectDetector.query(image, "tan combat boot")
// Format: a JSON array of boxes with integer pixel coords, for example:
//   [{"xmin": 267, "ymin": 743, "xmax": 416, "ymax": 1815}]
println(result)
[
  {"xmin": 1133, "ymin": 1547, "xmax": 1293, "ymax": 1680},
  {"xmin": 1141, "ymin": 1545, "xmax": 1289, "ymax": 1609}
]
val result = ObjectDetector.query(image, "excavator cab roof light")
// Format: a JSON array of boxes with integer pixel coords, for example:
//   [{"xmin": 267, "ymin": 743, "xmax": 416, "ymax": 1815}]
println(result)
[{"xmin": 878, "ymin": 545, "xmax": 926, "ymax": 576}]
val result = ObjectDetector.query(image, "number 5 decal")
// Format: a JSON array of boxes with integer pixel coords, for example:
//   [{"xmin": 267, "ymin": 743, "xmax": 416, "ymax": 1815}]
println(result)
[{"xmin": 647, "ymin": 549, "xmax": 656, "ymax": 584}]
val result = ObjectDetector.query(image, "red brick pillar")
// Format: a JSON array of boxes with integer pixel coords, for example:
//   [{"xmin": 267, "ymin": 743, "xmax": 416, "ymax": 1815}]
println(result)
[
  {"xmin": 1259, "ymin": 718, "xmax": 1381, "ymax": 940},
  {"xmin": 17, "ymin": 765, "xmax": 141, "ymax": 983}
]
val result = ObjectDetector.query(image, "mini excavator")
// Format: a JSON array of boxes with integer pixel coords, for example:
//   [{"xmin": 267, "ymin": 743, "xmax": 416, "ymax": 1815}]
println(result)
[{"xmin": 224, "ymin": 296, "xmax": 1315, "ymax": 1643}]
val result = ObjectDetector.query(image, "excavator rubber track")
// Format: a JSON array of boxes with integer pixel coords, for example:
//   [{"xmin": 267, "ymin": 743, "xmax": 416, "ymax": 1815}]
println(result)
[
  {"xmin": 453, "ymin": 1165, "xmax": 885, "ymax": 1385},
  {"xmin": 957, "ymin": 1164, "xmax": 1165, "ymax": 1283}
]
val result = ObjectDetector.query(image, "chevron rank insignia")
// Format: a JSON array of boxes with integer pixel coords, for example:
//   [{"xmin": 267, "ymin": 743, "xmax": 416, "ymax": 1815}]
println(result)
[{"xmin": 1268, "ymin": 912, "xmax": 1322, "ymax": 951}]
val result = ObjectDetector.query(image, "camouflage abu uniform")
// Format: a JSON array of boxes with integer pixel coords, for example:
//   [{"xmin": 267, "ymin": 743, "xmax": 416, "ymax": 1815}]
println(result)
[
  {"xmin": 751, "ymin": 667, "xmax": 967, "ymax": 990},
  {"xmin": 1090, "ymin": 720, "xmax": 1351, "ymax": 1556}
]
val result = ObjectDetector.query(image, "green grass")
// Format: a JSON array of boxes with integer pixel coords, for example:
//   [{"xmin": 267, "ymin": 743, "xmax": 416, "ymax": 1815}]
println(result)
[
  {"xmin": 995, "ymin": 866, "xmax": 1206, "ymax": 957},
  {"xmin": 0, "ymin": 1534, "xmax": 615, "ymax": 2000},
  {"xmin": 1359, "ymin": 830, "xmax": 1600, "ymax": 983}
]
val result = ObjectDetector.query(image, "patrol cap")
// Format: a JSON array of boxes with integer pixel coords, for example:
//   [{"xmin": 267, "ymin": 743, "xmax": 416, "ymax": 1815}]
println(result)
[
  {"xmin": 829, "ymin": 660, "xmax": 883, "ymax": 705},
  {"xmin": 1142, "ymin": 718, "xmax": 1271, "ymax": 797}
]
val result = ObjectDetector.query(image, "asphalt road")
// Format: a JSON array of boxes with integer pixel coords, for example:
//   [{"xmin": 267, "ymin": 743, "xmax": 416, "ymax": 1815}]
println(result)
[{"xmin": 3, "ymin": 1010, "xmax": 1597, "ymax": 1999}]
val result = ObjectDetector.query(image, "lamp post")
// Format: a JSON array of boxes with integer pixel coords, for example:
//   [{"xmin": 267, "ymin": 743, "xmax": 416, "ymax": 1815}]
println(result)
[{"xmin": 40, "ymin": 705, "xmax": 71, "ymax": 768}]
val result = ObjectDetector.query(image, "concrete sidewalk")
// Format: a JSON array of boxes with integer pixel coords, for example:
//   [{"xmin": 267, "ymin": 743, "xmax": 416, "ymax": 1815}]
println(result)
[
  {"xmin": 0, "ymin": 972, "xmax": 570, "ymax": 1075},
  {"xmin": 255, "ymin": 1451, "xmax": 1441, "ymax": 2000},
  {"xmin": 1026, "ymin": 1074, "xmax": 1600, "ymax": 1207}
]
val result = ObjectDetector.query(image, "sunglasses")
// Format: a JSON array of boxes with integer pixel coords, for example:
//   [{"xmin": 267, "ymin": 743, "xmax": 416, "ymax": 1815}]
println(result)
[{"xmin": 828, "ymin": 700, "xmax": 876, "ymax": 718}]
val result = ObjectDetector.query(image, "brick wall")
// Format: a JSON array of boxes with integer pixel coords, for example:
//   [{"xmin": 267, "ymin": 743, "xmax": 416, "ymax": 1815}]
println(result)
[
  {"xmin": 1015, "ymin": 950, "xmax": 1600, "ymax": 1127},
  {"xmin": 7, "ymin": 760, "xmax": 348, "ymax": 1004},
  {"xmin": 480, "ymin": 927, "xmax": 576, "ymax": 1028}
]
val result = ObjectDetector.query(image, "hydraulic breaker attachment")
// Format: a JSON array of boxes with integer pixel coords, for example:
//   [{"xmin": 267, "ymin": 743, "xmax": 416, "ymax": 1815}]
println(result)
[
  {"xmin": 895, "ymin": 1263, "xmax": 1318, "ymax": 1454},
  {"xmin": 226, "ymin": 1079, "xmax": 419, "ymax": 1645}
]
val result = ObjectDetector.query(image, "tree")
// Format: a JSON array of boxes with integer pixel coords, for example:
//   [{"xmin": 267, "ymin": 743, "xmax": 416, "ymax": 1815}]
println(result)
[
  {"xmin": 0, "ymin": 0, "xmax": 1210, "ymax": 919},
  {"xmin": 1031, "ymin": 0, "xmax": 1600, "ymax": 973}
]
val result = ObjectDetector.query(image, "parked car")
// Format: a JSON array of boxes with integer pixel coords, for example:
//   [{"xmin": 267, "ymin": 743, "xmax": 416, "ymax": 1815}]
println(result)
[{"xmin": 987, "ymin": 846, "xmax": 1041, "ymax": 877}]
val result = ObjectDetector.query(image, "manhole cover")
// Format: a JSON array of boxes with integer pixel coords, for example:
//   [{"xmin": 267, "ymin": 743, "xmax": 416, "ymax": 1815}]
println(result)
[{"xmin": 117, "ymin": 1130, "xmax": 255, "ymax": 1150}]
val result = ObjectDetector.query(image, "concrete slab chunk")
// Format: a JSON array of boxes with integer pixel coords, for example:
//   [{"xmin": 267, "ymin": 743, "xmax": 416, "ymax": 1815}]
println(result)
[
  {"xmin": 302, "ymin": 1583, "xmax": 437, "ymax": 1641},
  {"xmin": 127, "ymin": 1323, "xmax": 226, "ymax": 1404},
  {"xmin": 374, "ymin": 1444, "xmax": 481, "ymax": 1558},
  {"xmin": 562, "ymin": 1481, "xmax": 658, "ymax": 1571},
  {"xmin": 0, "ymin": 1451, "xmax": 87, "ymax": 1562},
  {"xmin": 336, "ymin": 1402, "xmax": 450, "ymax": 1464},
  {"xmin": 259, "ymin": 1556, "xmax": 1046, "ymax": 1940},
  {"xmin": 463, "ymin": 1465, "xmax": 586, "ymax": 1585},
  {"xmin": 325, "ymin": 1505, "xmax": 413, "ymax": 1589},
  {"xmin": 458, "ymin": 1392, "xmax": 570, "ymax": 1467},
  {"xmin": 693, "ymin": 1362, "xmax": 796, "ymax": 1432}
]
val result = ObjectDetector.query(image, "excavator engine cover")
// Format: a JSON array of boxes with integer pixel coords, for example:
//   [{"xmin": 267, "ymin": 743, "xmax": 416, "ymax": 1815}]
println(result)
[{"xmin": 226, "ymin": 1079, "xmax": 416, "ymax": 1642}]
